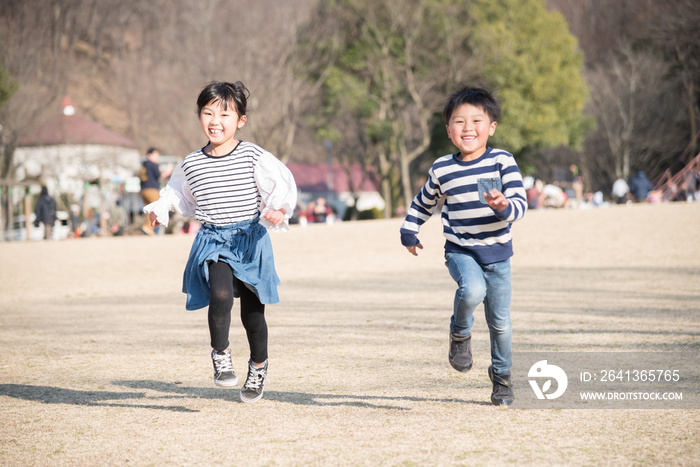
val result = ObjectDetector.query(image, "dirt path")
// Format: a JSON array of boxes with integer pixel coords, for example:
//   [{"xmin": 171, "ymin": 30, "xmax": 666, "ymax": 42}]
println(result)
[{"xmin": 1, "ymin": 202, "xmax": 698, "ymax": 465}]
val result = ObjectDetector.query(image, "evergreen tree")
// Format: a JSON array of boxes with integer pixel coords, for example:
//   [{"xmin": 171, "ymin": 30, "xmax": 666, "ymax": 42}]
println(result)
[
  {"xmin": 301, "ymin": 0, "xmax": 591, "ymax": 209},
  {"xmin": 0, "ymin": 64, "xmax": 16, "ymax": 108},
  {"xmin": 468, "ymin": 0, "xmax": 592, "ymax": 171}
]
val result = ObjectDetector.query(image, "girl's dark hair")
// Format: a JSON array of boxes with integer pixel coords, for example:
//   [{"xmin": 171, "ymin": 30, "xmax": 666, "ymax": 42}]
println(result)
[
  {"xmin": 196, "ymin": 81, "xmax": 250, "ymax": 116},
  {"xmin": 443, "ymin": 86, "xmax": 501, "ymax": 123}
]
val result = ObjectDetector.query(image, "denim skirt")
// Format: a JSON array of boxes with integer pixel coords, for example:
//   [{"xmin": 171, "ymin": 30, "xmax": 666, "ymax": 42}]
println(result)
[{"xmin": 182, "ymin": 218, "xmax": 280, "ymax": 310}]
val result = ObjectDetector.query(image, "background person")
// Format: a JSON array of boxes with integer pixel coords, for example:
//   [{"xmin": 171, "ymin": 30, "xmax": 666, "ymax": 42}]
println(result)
[
  {"xmin": 629, "ymin": 170, "xmax": 653, "ymax": 202},
  {"xmin": 139, "ymin": 147, "xmax": 172, "ymax": 235},
  {"xmin": 34, "ymin": 186, "xmax": 57, "ymax": 240},
  {"xmin": 612, "ymin": 177, "xmax": 630, "ymax": 204}
]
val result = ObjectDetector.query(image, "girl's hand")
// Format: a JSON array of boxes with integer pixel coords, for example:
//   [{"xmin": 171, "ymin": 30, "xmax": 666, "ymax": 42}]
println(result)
[
  {"xmin": 484, "ymin": 188, "xmax": 509, "ymax": 211},
  {"xmin": 149, "ymin": 211, "xmax": 160, "ymax": 228},
  {"xmin": 263, "ymin": 209, "xmax": 286, "ymax": 226}
]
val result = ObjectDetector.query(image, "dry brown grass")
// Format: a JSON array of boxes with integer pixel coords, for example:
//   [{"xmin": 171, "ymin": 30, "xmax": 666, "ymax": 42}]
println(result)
[{"xmin": 1, "ymin": 202, "xmax": 699, "ymax": 466}]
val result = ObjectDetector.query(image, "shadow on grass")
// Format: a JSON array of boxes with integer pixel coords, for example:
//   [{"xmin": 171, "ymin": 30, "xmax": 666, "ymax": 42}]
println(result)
[
  {"xmin": 265, "ymin": 391, "xmax": 492, "ymax": 408},
  {"xmin": 0, "ymin": 381, "xmax": 492, "ymax": 411},
  {"xmin": 0, "ymin": 384, "xmax": 197, "ymax": 412},
  {"xmin": 113, "ymin": 380, "xmax": 492, "ymax": 409}
]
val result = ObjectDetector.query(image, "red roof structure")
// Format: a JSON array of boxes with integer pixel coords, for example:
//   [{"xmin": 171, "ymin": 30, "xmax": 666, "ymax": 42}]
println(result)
[
  {"xmin": 18, "ymin": 97, "xmax": 137, "ymax": 148},
  {"xmin": 286, "ymin": 163, "xmax": 380, "ymax": 194}
]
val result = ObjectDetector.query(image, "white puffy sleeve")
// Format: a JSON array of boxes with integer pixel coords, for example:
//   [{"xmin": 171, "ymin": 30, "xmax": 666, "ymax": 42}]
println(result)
[
  {"xmin": 255, "ymin": 151, "xmax": 297, "ymax": 231},
  {"xmin": 142, "ymin": 162, "xmax": 196, "ymax": 228}
]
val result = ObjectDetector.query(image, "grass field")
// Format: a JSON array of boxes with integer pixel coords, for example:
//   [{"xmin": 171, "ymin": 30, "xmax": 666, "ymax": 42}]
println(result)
[{"xmin": 1, "ymin": 202, "xmax": 698, "ymax": 465}]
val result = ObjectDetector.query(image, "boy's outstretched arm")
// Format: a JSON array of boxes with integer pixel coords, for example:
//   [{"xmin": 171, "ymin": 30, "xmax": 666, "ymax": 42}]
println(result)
[
  {"xmin": 400, "ymin": 165, "xmax": 442, "ymax": 257},
  {"xmin": 401, "ymin": 232, "xmax": 423, "ymax": 256},
  {"xmin": 405, "ymin": 243, "xmax": 423, "ymax": 256}
]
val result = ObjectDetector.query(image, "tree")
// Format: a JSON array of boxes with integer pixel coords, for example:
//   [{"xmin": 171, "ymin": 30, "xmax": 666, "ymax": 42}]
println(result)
[
  {"xmin": 0, "ymin": 63, "xmax": 18, "ymax": 237},
  {"xmin": 467, "ymin": 0, "xmax": 591, "ymax": 172},
  {"xmin": 0, "ymin": 0, "xmax": 317, "ymax": 170},
  {"xmin": 547, "ymin": 0, "xmax": 659, "ymax": 68},
  {"xmin": 548, "ymin": 0, "xmax": 696, "ymax": 190},
  {"xmin": 298, "ymin": 0, "xmax": 475, "ymax": 215},
  {"xmin": 300, "ymin": 0, "xmax": 591, "ymax": 216},
  {"xmin": 653, "ymin": 0, "xmax": 700, "ymax": 161},
  {"xmin": 0, "ymin": 64, "xmax": 15, "ymax": 108},
  {"xmin": 586, "ymin": 44, "xmax": 685, "ymax": 185},
  {"xmin": 0, "ymin": 63, "xmax": 18, "ymax": 178},
  {"xmin": 0, "ymin": 0, "xmax": 146, "ymax": 180}
]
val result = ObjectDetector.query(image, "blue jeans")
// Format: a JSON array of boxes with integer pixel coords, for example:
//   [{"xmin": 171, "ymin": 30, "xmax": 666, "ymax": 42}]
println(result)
[{"xmin": 445, "ymin": 252, "xmax": 512, "ymax": 375}]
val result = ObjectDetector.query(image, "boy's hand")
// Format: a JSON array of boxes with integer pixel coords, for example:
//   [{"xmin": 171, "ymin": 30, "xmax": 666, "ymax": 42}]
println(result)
[
  {"xmin": 263, "ymin": 209, "xmax": 286, "ymax": 226},
  {"xmin": 484, "ymin": 188, "xmax": 509, "ymax": 211},
  {"xmin": 149, "ymin": 211, "xmax": 160, "ymax": 228},
  {"xmin": 406, "ymin": 243, "xmax": 423, "ymax": 256}
]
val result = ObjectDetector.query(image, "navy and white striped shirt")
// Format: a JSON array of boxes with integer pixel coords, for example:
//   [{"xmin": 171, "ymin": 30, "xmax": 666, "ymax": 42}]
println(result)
[
  {"xmin": 144, "ymin": 141, "xmax": 297, "ymax": 230},
  {"xmin": 400, "ymin": 148, "xmax": 527, "ymax": 264},
  {"xmin": 181, "ymin": 142, "xmax": 263, "ymax": 225}
]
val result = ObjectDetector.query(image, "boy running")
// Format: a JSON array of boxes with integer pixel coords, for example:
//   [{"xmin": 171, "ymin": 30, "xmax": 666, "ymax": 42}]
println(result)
[{"xmin": 400, "ymin": 86, "xmax": 527, "ymax": 406}]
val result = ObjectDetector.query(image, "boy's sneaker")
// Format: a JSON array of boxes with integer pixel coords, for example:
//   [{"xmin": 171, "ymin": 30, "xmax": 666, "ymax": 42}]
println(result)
[
  {"xmin": 240, "ymin": 361, "xmax": 268, "ymax": 403},
  {"xmin": 488, "ymin": 365, "xmax": 514, "ymax": 406},
  {"xmin": 448, "ymin": 331, "xmax": 473, "ymax": 372},
  {"xmin": 211, "ymin": 349, "xmax": 238, "ymax": 387}
]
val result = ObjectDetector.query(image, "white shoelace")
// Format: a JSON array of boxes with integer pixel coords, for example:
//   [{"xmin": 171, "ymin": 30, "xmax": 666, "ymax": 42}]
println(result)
[
  {"xmin": 213, "ymin": 352, "xmax": 234, "ymax": 373},
  {"xmin": 243, "ymin": 366, "xmax": 266, "ymax": 390}
]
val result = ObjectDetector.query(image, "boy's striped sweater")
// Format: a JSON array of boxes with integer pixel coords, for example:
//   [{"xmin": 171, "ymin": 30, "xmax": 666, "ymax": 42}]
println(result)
[{"xmin": 400, "ymin": 148, "xmax": 527, "ymax": 264}]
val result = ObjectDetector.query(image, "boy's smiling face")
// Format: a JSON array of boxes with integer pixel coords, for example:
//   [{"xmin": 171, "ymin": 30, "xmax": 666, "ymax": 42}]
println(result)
[{"xmin": 446, "ymin": 103, "xmax": 497, "ymax": 161}]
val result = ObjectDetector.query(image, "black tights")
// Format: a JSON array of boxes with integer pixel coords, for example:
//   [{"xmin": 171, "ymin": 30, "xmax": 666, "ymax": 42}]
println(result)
[{"xmin": 208, "ymin": 261, "xmax": 268, "ymax": 363}]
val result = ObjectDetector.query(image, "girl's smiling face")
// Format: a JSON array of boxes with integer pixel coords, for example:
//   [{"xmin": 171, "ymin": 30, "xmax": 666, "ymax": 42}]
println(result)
[
  {"xmin": 446, "ymin": 103, "xmax": 497, "ymax": 161},
  {"xmin": 199, "ymin": 99, "xmax": 247, "ymax": 156}
]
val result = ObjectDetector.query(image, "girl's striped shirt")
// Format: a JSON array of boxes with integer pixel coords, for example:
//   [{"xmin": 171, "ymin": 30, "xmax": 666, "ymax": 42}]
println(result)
[
  {"xmin": 144, "ymin": 141, "xmax": 297, "ymax": 231},
  {"xmin": 181, "ymin": 142, "xmax": 263, "ymax": 225}
]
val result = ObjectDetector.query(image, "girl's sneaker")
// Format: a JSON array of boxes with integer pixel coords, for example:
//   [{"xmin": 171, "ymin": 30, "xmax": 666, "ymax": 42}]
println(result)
[
  {"xmin": 240, "ymin": 361, "xmax": 268, "ymax": 403},
  {"xmin": 211, "ymin": 349, "xmax": 238, "ymax": 387}
]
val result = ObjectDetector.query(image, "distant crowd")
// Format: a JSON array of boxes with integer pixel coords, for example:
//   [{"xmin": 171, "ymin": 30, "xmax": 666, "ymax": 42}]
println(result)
[
  {"xmin": 296, "ymin": 197, "xmax": 335, "ymax": 225},
  {"xmin": 24, "ymin": 161, "xmax": 700, "ymax": 242},
  {"xmin": 525, "ymin": 164, "xmax": 700, "ymax": 210}
]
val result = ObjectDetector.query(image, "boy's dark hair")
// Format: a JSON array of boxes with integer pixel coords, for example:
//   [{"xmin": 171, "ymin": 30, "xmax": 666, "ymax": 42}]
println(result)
[
  {"xmin": 443, "ymin": 86, "xmax": 501, "ymax": 123},
  {"xmin": 197, "ymin": 81, "xmax": 250, "ymax": 116},
  {"xmin": 146, "ymin": 147, "xmax": 159, "ymax": 156}
]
